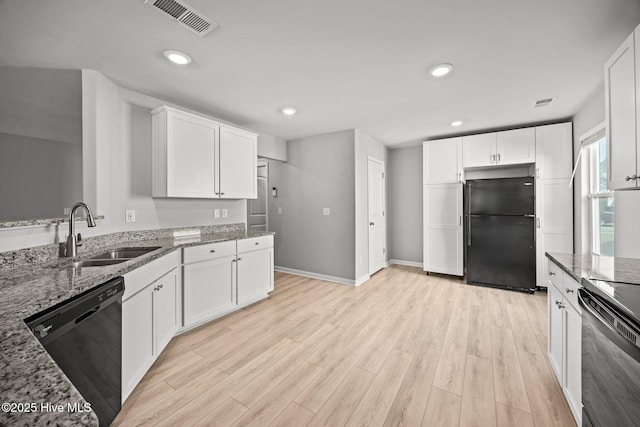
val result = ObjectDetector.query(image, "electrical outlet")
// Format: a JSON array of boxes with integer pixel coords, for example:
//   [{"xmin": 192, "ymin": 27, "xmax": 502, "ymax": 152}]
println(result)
[
  {"xmin": 125, "ymin": 210, "xmax": 136, "ymax": 223},
  {"xmin": 323, "ymin": 208, "xmax": 330, "ymax": 216},
  {"xmin": 222, "ymin": 209, "xmax": 228, "ymax": 218},
  {"xmin": 214, "ymin": 209, "xmax": 220, "ymax": 219},
  {"xmin": 277, "ymin": 207, "xmax": 282, "ymax": 215}
]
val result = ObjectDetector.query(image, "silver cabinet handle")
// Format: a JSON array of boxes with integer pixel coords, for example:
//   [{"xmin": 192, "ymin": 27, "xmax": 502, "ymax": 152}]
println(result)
[
  {"xmin": 625, "ymin": 175, "xmax": 638, "ymax": 181},
  {"xmin": 497, "ymin": 153, "xmax": 501, "ymax": 163},
  {"xmin": 220, "ymin": 192, "xmax": 225, "ymax": 195},
  {"xmin": 232, "ymin": 259, "xmax": 236, "ymax": 263},
  {"xmin": 566, "ymin": 289, "xmax": 574, "ymax": 294},
  {"xmin": 210, "ymin": 249, "xmax": 216, "ymax": 253},
  {"xmin": 491, "ymin": 154, "xmax": 496, "ymax": 164},
  {"xmin": 558, "ymin": 303, "xmax": 565, "ymax": 309},
  {"xmin": 555, "ymin": 300, "xmax": 561, "ymax": 305},
  {"xmin": 255, "ymin": 242, "xmax": 259, "ymax": 245},
  {"xmin": 237, "ymin": 257, "xmax": 242, "ymax": 261},
  {"xmin": 370, "ymin": 222, "xmax": 375, "ymax": 226},
  {"xmin": 549, "ymin": 271, "xmax": 555, "ymax": 276}
]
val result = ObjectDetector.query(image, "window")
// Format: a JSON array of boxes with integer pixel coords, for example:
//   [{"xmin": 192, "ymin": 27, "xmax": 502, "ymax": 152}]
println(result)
[{"xmin": 587, "ymin": 136, "xmax": 614, "ymax": 256}]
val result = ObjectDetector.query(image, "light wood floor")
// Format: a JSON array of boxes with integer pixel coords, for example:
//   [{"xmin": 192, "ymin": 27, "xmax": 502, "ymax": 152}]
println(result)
[{"xmin": 113, "ymin": 266, "xmax": 576, "ymax": 427}]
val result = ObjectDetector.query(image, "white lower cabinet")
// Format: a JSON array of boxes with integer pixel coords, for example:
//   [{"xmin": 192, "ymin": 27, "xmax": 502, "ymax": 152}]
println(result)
[
  {"xmin": 237, "ymin": 246, "xmax": 274, "ymax": 305},
  {"xmin": 183, "ymin": 254, "xmax": 237, "ymax": 326},
  {"xmin": 547, "ymin": 259, "xmax": 582, "ymax": 426},
  {"xmin": 122, "ymin": 253, "xmax": 180, "ymax": 402}
]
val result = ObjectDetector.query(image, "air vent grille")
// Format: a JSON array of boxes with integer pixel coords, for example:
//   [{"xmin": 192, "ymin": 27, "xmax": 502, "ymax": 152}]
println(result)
[
  {"xmin": 147, "ymin": 0, "xmax": 217, "ymax": 36},
  {"xmin": 534, "ymin": 97, "xmax": 556, "ymax": 108},
  {"xmin": 615, "ymin": 320, "xmax": 638, "ymax": 345}
]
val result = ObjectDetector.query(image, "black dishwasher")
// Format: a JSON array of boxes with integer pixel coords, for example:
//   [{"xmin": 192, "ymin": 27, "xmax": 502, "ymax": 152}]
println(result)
[{"xmin": 25, "ymin": 277, "xmax": 124, "ymax": 427}]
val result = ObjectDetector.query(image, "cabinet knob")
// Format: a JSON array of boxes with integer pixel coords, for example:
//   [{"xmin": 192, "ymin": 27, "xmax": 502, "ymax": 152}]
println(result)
[
  {"xmin": 549, "ymin": 271, "xmax": 555, "ymax": 276},
  {"xmin": 220, "ymin": 192, "xmax": 225, "ymax": 195},
  {"xmin": 625, "ymin": 175, "xmax": 638, "ymax": 181},
  {"xmin": 555, "ymin": 300, "xmax": 561, "ymax": 305},
  {"xmin": 237, "ymin": 257, "xmax": 242, "ymax": 261},
  {"xmin": 255, "ymin": 242, "xmax": 259, "ymax": 245},
  {"xmin": 210, "ymin": 250, "xmax": 216, "ymax": 253},
  {"xmin": 558, "ymin": 303, "xmax": 565, "ymax": 309},
  {"xmin": 565, "ymin": 288, "xmax": 574, "ymax": 294},
  {"xmin": 370, "ymin": 222, "xmax": 375, "ymax": 226}
]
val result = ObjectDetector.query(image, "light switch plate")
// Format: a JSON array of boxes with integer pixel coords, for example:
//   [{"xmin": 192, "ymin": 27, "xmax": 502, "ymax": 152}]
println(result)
[
  {"xmin": 222, "ymin": 209, "xmax": 228, "ymax": 218},
  {"xmin": 323, "ymin": 208, "xmax": 330, "ymax": 216},
  {"xmin": 125, "ymin": 210, "xmax": 136, "ymax": 223},
  {"xmin": 214, "ymin": 209, "xmax": 220, "ymax": 219}
]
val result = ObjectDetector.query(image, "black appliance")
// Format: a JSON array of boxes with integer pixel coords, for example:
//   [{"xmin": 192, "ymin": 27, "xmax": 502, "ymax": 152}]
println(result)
[
  {"xmin": 579, "ymin": 278, "xmax": 640, "ymax": 427},
  {"xmin": 464, "ymin": 177, "xmax": 536, "ymax": 292},
  {"xmin": 25, "ymin": 277, "xmax": 124, "ymax": 427}
]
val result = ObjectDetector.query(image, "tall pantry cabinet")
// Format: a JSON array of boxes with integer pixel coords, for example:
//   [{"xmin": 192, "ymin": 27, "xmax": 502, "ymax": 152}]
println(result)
[
  {"xmin": 422, "ymin": 137, "xmax": 464, "ymax": 276},
  {"xmin": 535, "ymin": 123, "xmax": 574, "ymax": 288}
]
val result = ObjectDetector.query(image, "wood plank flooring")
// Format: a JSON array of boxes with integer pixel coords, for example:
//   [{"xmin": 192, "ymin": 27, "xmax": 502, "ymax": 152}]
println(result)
[{"xmin": 113, "ymin": 266, "xmax": 576, "ymax": 427}]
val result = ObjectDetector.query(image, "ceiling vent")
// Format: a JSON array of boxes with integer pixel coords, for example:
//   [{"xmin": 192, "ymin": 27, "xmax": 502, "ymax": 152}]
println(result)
[
  {"xmin": 146, "ymin": 0, "xmax": 217, "ymax": 36},
  {"xmin": 534, "ymin": 97, "xmax": 556, "ymax": 108}
]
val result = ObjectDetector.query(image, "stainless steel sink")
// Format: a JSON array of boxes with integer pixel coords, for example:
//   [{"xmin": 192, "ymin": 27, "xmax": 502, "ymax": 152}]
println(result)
[
  {"xmin": 89, "ymin": 247, "xmax": 161, "ymax": 260},
  {"xmin": 72, "ymin": 259, "xmax": 128, "ymax": 268},
  {"xmin": 67, "ymin": 246, "xmax": 162, "ymax": 268}
]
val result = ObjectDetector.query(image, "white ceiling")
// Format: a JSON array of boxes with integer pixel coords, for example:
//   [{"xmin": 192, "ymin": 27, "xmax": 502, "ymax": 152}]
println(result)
[{"xmin": 1, "ymin": 0, "xmax": 639, "ymax": 147}]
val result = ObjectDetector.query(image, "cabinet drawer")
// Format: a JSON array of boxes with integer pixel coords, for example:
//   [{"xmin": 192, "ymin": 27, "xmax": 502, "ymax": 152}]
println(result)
[
  {"xmin": 563, "ymin": 274, "xmax": 581, "ymax": 312},
  {"xmin": 237, "ymin": 235, "xmax": 274, "ymax": 253},
  {"xmin": 548, "ymin": 260, "xmax": 563, "ymax": 289},
  {"xmin": 183, "ymin": 240, "xmax": 237, "ymax": 264},
  {"xmin": 123, "ymin": 250, "xmax": 180, "ymax": 301}
]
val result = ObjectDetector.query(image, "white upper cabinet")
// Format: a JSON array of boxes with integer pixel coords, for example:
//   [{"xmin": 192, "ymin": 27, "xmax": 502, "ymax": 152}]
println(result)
[
  {"xmin": 605, "ymin": 30, "xmax": 639, "ymax": 190},
  {"xmin": 462, "ymin": 128, "xmax": 535, "ymax": 168},
  {"xmin": 496, "ymin": 128, "xmax": 535, "ymax": 165},
  {"xmin": 423, "ymin": 137, "xmax": 463, "ymax": 184},
  {"xmin": 462, "ymin": 133, "xmax": 497, "ymax": 168},
  {"xmin": 219, "ymin": 125, "xmax": 258, "ymax": 199},
  {"xmin": 152, "ymin": 106, "xmax": 258, "ymax": 199},
  {"xmin": 535, "ymin": 123, "xmax": 573, "ymax": 179}
]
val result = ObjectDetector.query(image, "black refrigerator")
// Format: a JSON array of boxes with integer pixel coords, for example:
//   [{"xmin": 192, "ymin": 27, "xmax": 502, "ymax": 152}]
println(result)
[{"xmin": 465, "ymin": 177, "xmax": 536, "ymax": 293}]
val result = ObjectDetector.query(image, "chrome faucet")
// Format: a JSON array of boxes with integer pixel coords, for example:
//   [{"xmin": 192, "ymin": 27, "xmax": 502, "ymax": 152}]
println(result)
[{"xmin": 65, "ymin": 202, "xmax": 97, "ymax": 257}]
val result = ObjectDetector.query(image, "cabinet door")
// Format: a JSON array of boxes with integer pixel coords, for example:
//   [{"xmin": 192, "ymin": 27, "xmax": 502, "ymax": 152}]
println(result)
[
  {"xmin": 122, "ymin": 286, "xmax": 154, "ymax": 401},
  {"xmin": 462, "ymin": 133, "xmax": 496, "ymax": 168},
  {"xmin": 423, "ymin": 137, "xmax": 462, "ymax": 184},
  {"xmin": 183, "ymin": 256, "xmax": 237, "ymax": 326},
  {"xmin": 219, "ymin": 125, "xmax": 257, "ymax": 199},
  {"xmin": 548, "ymin": 283, "xmax": 564, "ymax": 382},
  {"xmin": 423, "ymin": 183, "xmax": 463, "ymax": 276},
  {"xmin": 606, "ymin": 32, "xmax": 637, "ymax": 190},
  {"xmin": 536, "ymin": 179, "xmax": 573, "ymax": 288},
  {"xmin": 154, "ymin": 270, "xmax": 179, "ymax": 357},
  {"xmin": 564, "ymin": 302, "xmax": 582, "ymax": 425},
  {"xmin": 166, "ymin": 110, "xmax": 218, "ymax": 197},
  {"xmin": 496, "ymin": 128, "xmax": 535, "ymax": 165},
  {"xmin": 237, "ymin": 248, "xmax": 273, "ymax": 305},
  {"xmin": 535, "ymin": 123, "xmax": 573, "ymax": 179}
]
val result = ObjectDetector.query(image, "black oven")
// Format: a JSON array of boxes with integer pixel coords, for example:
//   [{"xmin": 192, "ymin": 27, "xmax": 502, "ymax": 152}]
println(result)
[{"xmin": 579, "ymin": 282, "xmax": 640, "ymax": 427}]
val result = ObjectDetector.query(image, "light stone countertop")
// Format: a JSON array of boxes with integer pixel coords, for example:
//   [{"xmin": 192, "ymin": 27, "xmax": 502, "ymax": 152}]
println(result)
[
  {"xmin": 546, "ymin": 252, "xmax": 640, "ymax": 285},
  {"xmin": 0, "ymin": 226, "xmax": 273, "ymax": 426}
]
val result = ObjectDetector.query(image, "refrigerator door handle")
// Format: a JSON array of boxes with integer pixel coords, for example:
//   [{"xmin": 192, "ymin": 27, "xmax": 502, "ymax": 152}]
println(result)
[{"xmin": 467, "ymin": 215, "xmax": 472, "ymax": 246}]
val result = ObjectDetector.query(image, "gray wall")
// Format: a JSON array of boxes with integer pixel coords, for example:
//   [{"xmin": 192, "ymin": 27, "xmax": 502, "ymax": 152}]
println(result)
[
  {"xmin": 268, "ymin": 130, "xmax": 356, "ymax": 280},
  {"xmin": 387, "ymin": 146, "xmax": 423, "ymax": 263},
  {"xmin": 354, "ymin": 130, "xmax": 387, "ymax": 280},
  {"xmin": 0, "ymin": 67, "xmax": 82, "ymax": 220},
  {"xmin": 257, "ymin": 133, "xmax": 287, "ymax": 162}
]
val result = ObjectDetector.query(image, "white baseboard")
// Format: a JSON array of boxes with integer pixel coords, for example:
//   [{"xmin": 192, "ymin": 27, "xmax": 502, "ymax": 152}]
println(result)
[
  {"xmin": 388, "ymin": 259, "xmax": 424, "ymax": 268},
  {"xmin": 274, "ymin": 266, "xmax": 357, "ymax": 286},
  {"xmin": 354, "ymin": 275, "xmax": 370, "ymax": 286}
]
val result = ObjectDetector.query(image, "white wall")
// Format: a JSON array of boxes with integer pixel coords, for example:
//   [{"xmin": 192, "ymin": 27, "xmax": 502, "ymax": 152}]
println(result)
[
  {"xmin": 257, "ymin": 133, "xmax": 287, "ymax": 162},
  {"xmin": 354, "ymin": 130, "xmax": 387, "ymax": 281},
  {"xmin": 0, "ymin": 70, "xmax": 255, "ymax": 252},
  {"xmin": 387, "ymin": 146, "xmax": 423, "ymax": 264},
  {"xmin": 268, "ymin": 130, "xmax": 356, "ymax": 281}
]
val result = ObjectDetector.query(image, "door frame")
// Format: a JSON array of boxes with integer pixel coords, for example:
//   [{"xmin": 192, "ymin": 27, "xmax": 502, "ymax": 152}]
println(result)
[{"xmin": 367, "ymin": 156, "xmax": 386, "ymax": 275}]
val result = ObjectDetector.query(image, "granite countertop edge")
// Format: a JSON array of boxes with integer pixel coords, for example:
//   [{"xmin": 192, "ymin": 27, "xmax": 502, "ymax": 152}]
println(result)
[
  {"xmin": 0, "ymin": 229, "xmax": 274, "ymax": 426},
  {"xmin": 545, "ymin": 251, "xmax": 640, "ymax": 285}
]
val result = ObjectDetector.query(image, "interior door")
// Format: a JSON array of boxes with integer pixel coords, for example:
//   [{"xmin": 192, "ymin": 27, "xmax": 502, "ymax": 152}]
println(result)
[
  {"xmin": 247, "ymin": 161, "xmax": 268, "ymax": 232},
  {"xmin": 368, "ymin": 157, "xmax": 386, "ymax": 275}
]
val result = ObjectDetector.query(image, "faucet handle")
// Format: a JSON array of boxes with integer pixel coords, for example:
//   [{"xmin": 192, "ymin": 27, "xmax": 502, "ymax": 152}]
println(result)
[{"xmin": 77, "ymin": 233, "xmax": 83, "ymax": 247}]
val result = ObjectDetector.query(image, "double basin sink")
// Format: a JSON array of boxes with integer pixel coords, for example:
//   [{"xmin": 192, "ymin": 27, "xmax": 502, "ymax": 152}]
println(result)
[{"xmin": 71, "ymin": 247, "xmax": 161, "ymax": 268}]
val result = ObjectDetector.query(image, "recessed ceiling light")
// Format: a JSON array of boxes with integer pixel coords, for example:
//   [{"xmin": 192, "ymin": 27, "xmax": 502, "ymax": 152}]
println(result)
[
  {"xmin": 429, "ymin": 63, "xmax": 453, "ymax": 77},
  {"xmin": 281, "ymin": 107, "xmax": 297, "ymax": 116},
  {"xmin": 164, "ymin": 50, "xmax": 192, "ymax": 65},
  {"xmin": 450, "ymin": 120, "xmax": 463, "ymax": 127}
]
